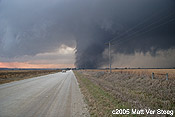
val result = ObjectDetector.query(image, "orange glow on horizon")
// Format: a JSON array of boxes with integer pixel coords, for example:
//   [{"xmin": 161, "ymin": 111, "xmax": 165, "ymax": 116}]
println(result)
[{"xmin": 0, "ymin": 62, "xmax": 74, "ymax": 68}]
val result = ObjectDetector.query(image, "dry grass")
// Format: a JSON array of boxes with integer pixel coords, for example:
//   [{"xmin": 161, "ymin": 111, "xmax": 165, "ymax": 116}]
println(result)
[
  {"xmin": 85, "ymin": 69, "xmax": 175, "ymax": 79},
  {"xmin": 75, "ymin": 69, "xmax": 175, "ymax": 116},
  {"xmin": 74, "ymin": 71, "xmax": 131, "ymax": 117},
  {"xmin": 0, "ymin": 70, "xmax": 61, "ymax": 84}
]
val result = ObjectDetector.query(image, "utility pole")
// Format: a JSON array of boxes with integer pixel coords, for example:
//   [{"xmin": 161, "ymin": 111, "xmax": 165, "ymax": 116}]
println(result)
[
  {"xmin": 105, "ymin": 41, "xmax": 112, "ymax": 73},
  {"xmin": 108, "ymin": 41, "xmax": 111, "ymax": 73}
]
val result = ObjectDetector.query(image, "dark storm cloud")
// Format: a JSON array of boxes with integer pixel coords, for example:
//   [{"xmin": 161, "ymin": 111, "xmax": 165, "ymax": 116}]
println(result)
[{"xmin": 0, "ymin": 0, "xmax": 174, "ymax": 68}]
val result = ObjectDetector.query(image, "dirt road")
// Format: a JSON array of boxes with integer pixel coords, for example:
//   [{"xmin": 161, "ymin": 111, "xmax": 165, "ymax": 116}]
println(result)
[{"xmin": 0, "ymin": 70, "xmax": 89, "ymax": 117}]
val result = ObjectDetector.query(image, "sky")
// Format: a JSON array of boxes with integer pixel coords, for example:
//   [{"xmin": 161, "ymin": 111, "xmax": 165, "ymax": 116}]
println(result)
[{"xmin": 0, "ymin": 0, "xmax": 175, "ymax": 68}]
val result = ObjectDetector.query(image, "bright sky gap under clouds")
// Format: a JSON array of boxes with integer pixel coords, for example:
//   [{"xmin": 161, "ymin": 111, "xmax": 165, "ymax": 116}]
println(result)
[
  {"xmin": 0, "ymin": 0, "xmax": 174, "ymax": 68},
  {"xmin": 0, "ymin": 44, "xmax": 75, "ymax": 68}
]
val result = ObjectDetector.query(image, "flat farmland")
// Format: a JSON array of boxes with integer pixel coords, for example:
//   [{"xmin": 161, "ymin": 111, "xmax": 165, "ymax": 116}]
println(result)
[
  {"xmin": 74, "ymin": 69, "xmax": 175, "ymax": 116},
  {"xmin": 86, "ymin": 69, "xmax": 175, "ymax": 79},
  {"xmin": 0, "ymin": 70, "xmax": 61, "ymax": 84}
]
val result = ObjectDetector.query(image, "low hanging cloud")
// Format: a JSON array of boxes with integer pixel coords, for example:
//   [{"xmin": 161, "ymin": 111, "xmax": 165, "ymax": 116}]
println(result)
[
  {"xmin": 0, "ymin": 0, "xmax": 175, "ymax": 68},
  {"xmin": 0, "ymin": 44, "xmax": 75, "ymax": 68},
  {"xmin": 104, "ymin": 48, "xmax": 175, "ymax": 68}
]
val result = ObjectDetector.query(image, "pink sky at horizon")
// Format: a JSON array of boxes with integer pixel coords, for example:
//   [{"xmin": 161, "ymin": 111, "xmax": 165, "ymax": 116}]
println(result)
[
  {"xmin": 0, "ymin": 62, "xmax": 75, "ymax": 68},
  {"xmin": 0, "ymin": 44, "xmax": 76, "ymax": 69}
]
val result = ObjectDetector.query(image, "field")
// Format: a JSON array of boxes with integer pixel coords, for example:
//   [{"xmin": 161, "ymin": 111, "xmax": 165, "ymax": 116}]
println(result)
[
  {"xmin": 0, "ymin": 69, "xmax": 61, "ymax": 84},
  {"xmin": 86, "ymin": 69, "xmax": 175, "ymax": 79},
  {"xmin": 74, "ymin": 69, "xmax": 175, "ymax": 116}
]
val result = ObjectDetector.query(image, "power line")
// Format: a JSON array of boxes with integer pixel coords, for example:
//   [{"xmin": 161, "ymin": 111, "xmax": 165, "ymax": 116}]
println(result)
[
  {"xmin": 115, "ymin": 17, "xmax": 175, "ymax": 46},
  {"xmin": 109, "ymin": 12, "xmax": 174, "ymax": 44},
  {"xmin": 105, "ymin": 10, "xmax": 174, "ymax": 70}
]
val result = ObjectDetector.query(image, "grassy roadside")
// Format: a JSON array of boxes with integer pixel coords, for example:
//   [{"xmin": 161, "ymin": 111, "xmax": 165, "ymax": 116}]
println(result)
[
  {"xmin": 74, "ymin": 71, "xmax": 131, "ymax": 117},
  {"xmin": 0, "ymin": 70, "xmax": 60, "ymax": 84},
  {"xmin": 75, "ymin": 70, "xmax": 175, "ymax": 117}
]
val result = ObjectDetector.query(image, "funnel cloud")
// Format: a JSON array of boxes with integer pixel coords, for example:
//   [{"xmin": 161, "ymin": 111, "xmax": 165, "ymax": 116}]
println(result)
[{"xmin": 0, "ymin": 0, "xmax": 175, "ymax": 68}]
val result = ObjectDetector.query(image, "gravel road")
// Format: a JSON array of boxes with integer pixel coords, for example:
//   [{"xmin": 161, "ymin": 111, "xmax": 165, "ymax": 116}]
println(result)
[{"xmin": 0, "ymin": 70, "xmax": 89, "ymax": 117}]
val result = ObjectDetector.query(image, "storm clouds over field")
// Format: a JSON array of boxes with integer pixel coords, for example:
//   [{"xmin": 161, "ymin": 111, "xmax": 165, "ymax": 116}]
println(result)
[{"xmin": 0, "ymin": 0, "xmax": 175, "ymax": 68}]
